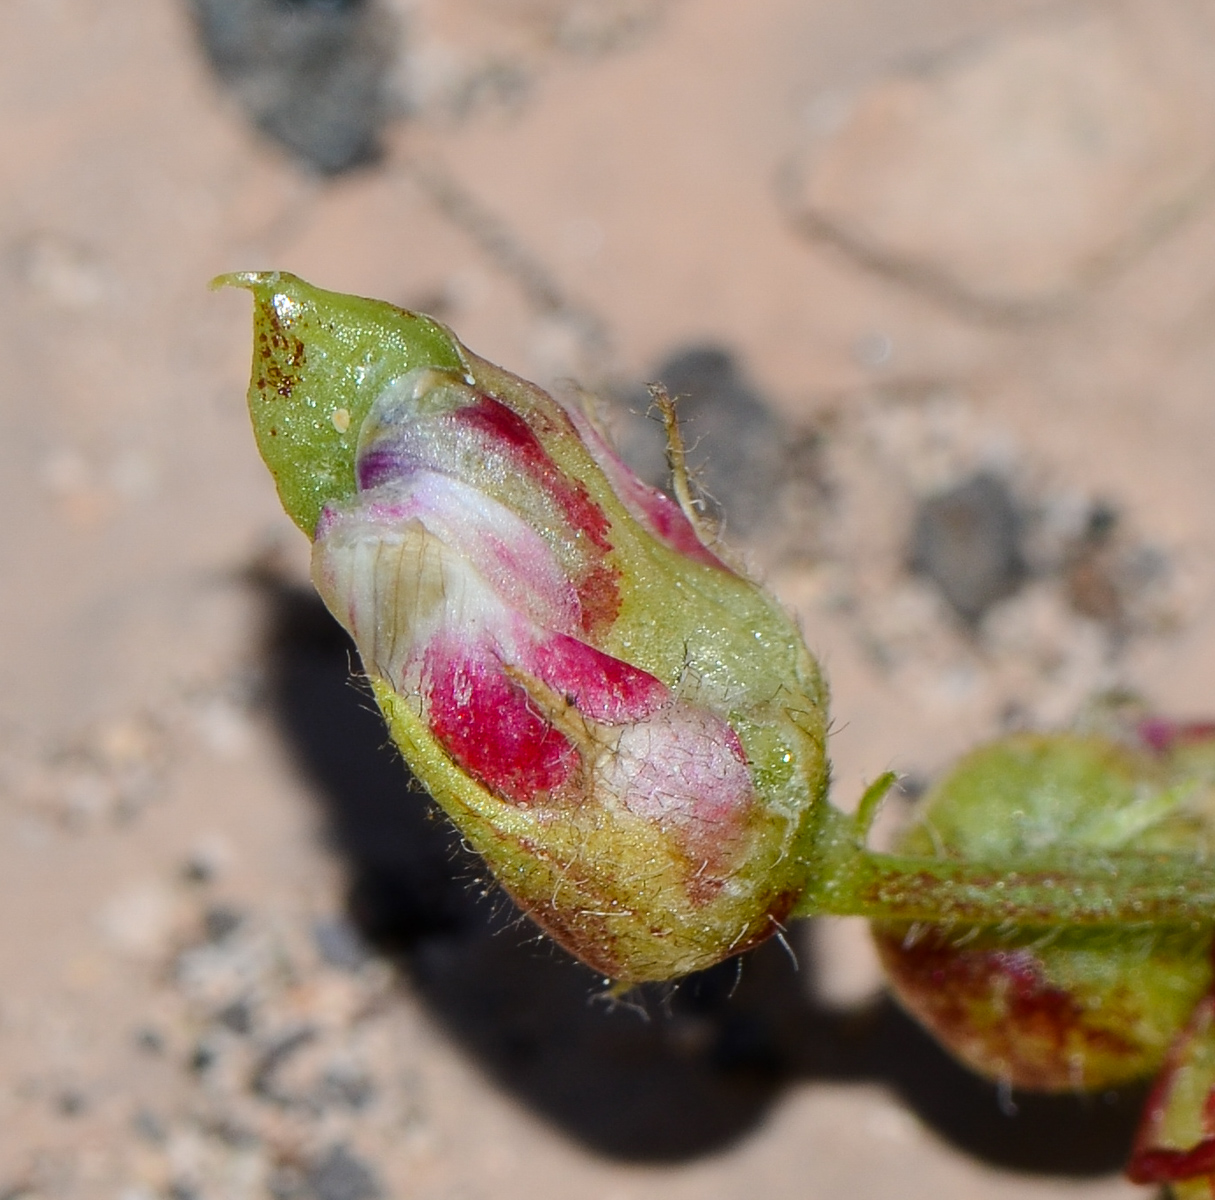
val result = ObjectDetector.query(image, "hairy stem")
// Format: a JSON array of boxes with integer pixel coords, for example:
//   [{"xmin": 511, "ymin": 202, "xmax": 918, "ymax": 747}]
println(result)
[{"xmin": 797, "ymin": 801, "xmax": 1215, "ymax": 928}]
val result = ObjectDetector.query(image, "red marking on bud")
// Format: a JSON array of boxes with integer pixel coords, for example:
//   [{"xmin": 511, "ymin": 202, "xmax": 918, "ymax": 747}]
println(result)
[
  {"xmin": 1138, "ymin": 717, "xmax": 1215, "ymax": 755},
  {"xmin": 454, "ymin": 397, "xmax": 613, "ymax": 552},
  {"xmin": 452, "ymin": 395, "xmax": 623, "ymax": 635},
  {"xmin": 1128, "ymin": 993, "xmax": 1215, "ymax": 1186},
  {"xmin": 572, "ymin": 562, "xmax": 620, "ymax": 634},
  {"xmin": 426, "ymin": 642, "xmax": 578, "ymax": 804},
  {"xmin": 530, "ymin": 633, "xmax": 669, "ymax": 724},
  {"xmin": 877, "ymin": 929, "xmax": 1141, "ymax": 1090},
  {"xmin": 630, "ymin": 489, "xmax": 725, "ymax": 567},
  {"xmin": 562, "ymin": 401, "xmax": 727, "ymax": 570},
  {"xmin": 722, "ymin": 725, "xmax": 748, "ymax": 764},
  {"xmin": 1125, "ymin": 1142, "xmax": 1215, "ymax": 1185}
]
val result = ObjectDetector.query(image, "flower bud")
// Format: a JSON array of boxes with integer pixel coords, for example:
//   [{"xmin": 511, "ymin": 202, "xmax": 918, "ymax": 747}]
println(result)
[
  {"xmin": 873, "ymin": 731, "xmax": 1215, "ymax": 1090},
  {"xmin": 1125, "ymin": 990, "xmax": 1215, "ymax": 1196},
  {"xmin": 223, "ymin": 272, "xmax": 830, "ymax": 983}
]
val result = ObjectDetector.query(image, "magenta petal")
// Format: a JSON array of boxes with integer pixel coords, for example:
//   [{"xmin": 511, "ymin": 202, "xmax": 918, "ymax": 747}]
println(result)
[
  {"xmin": 425, "ymin": 637, "xmax": 578, "ymax": 804},
  {"xmin": 528, "ymin": 633, "xmax": 670, "ymax": 724},
  {"xmin": 564, "ymin": 401, "xmax": 728, "ymax": 569}
]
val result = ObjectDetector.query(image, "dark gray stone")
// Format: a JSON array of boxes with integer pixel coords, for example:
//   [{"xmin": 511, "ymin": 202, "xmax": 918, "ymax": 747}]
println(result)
[
  {"xmin": 188, "ymin": 0, "xmax": 395, "ymax": 173},
  {"xmin": 307, "ymin": 1144, "xmax": 381, "ymax": 1200},
  {"xmin": 313, "ymin": 915, "xmax": 371, "ymax": 971},
  {"xmin": 203, "ymin": 903, "xmax": 245, "ymax": 942},
  {"xmin": 216, "ymin": 997, "xmax": 255, "ymax": 1035},
  {"xmin": 910, "ymin": 473, "xmax": 1025, "ymax": 623}
]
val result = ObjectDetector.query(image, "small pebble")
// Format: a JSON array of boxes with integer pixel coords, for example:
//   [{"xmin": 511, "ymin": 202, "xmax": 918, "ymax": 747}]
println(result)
[
  {"xmin": 189, "ymin": 1040, "xmax": 219, "ymax": 1074},
  {"xmin": 307, "ymin": 1144, "xmax": 381, "ymax": 1200},
  {"xmin": 215, "ymin": 998, "xmax": 255, "ymax": 1035},
  {"xmin": 132, "ymin": 1108, "xmax": 168, "ymax": 1144},
  {"xmin": 268, "ymin": 1167, "xmax": 307, "ymax": 1200},
  {"xmin": 252, "ymin": 1027, "xmax": 317, "ymax": 1102},
  {"xmin": 910, "ymin": 473, "xmax": 1024, "ymax": 623},
  {"xmin": 313, "ymin": 916, "xmax": 370, "ymax": 972},
  {"xmin": 54, "ymin": 1090, "xmax": 87, "ymax": 1117},
  {"xmin": 133, "ymin": 1025, "xmax": 166, "ymax": 1055},
  {"xmin": 203, "ymin": 903, "xmax": 245, "ymax": 942},
  {"xmin": 181, "ymin": 835, "xmax": 233, "ymax": 884},
  {"xmin": 320, "ymin": 1063, "xmax": 375, "ymax": 1110}
]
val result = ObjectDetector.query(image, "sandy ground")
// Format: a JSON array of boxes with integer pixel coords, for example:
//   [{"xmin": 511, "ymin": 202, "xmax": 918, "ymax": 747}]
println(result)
[{"xmin": 6, "ymin": 0, "xmax": 1215, "ymax": 1196}]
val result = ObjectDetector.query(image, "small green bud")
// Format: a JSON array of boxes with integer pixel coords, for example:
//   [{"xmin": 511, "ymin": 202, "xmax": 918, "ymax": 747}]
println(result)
[{"xmin": 873, "ymin": 730, "xmax": 1215, "ymax": 1090}]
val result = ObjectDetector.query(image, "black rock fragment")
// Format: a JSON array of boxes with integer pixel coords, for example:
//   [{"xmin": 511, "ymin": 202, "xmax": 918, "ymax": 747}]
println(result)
[
  {"xmin": 187, "ymin": 0, "xmax": 395, "ymax": 173},
  {"xmin": 910, "ymin": 473, "xmax": 1025, "ymax": 623}
]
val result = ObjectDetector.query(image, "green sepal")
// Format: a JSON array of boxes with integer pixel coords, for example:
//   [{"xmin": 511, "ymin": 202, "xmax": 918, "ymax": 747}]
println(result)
[{"xmin": 213, "ymin": 271, "xmax": 467, "ymax": 534}]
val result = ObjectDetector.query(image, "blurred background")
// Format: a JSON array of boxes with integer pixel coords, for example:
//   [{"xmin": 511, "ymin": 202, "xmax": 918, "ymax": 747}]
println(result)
[{"xmin": 4, "ymin": 0, "xmax": 1215, "ymax": 1196}]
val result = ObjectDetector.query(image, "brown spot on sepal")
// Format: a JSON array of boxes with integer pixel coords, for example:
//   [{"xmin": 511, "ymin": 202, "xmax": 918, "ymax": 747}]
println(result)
[{"xmin": 254, "ymin": 299, "xmax": 307, "ymax": 400}]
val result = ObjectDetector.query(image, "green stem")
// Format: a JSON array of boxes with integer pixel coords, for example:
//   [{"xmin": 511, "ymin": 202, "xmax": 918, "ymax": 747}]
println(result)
[{"xmin": 796, "ymin": 796, "xmax": 1215, "ymax": 928}]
